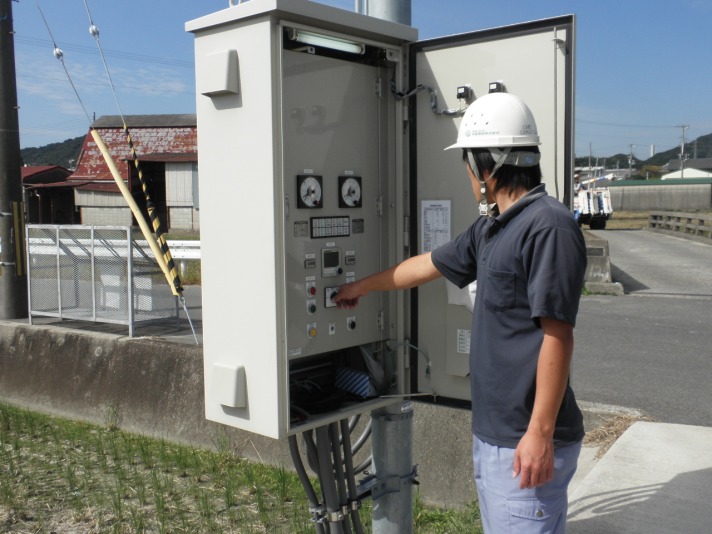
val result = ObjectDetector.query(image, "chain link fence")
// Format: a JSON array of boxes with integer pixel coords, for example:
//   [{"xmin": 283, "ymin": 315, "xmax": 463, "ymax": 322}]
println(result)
[{"xmin": 26, "ymin": 225, "xmax": 178, "ymax": 336}]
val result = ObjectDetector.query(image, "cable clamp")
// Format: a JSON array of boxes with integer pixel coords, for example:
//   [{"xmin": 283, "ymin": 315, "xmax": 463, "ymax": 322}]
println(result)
[
  {"xmin": 370, "ymin": 465, "xmax": 420, "ymax": 500},
  {"xmin": 326, "ymin": 510, "xmax": 345, "ymax": 522},
  {"xmin": 309, "ymin": 504, "xmax": 324, "ymax": 524},
  {"xmin": 309, "ymin": 503, "xmax": 347, "ymax": 524}
]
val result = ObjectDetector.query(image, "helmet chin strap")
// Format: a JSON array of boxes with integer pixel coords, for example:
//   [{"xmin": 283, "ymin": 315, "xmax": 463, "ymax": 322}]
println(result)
[{"xmin": 467, "ymin": 148, "xmax": 512, "ymax": 216}]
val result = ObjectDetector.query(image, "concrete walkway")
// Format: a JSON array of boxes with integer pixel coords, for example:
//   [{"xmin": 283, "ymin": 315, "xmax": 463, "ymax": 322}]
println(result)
[{"xmin": 568, "ymin": 422, "xmax": 712, "ymax": 533}]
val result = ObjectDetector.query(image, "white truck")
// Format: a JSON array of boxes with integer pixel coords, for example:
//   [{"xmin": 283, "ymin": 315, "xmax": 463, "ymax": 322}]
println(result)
[{"xmin": 574, "ymin": 181, "xmax": 613, "ymax": 230}]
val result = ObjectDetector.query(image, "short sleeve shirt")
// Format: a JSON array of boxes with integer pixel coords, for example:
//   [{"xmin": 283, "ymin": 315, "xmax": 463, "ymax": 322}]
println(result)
[{"xmin": 431, "ymin": 185, "xmax": 586, "ymax": 448}]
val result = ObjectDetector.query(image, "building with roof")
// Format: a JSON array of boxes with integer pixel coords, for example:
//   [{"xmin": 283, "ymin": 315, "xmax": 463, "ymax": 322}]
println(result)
[
  {"xmin": 666, "ymin": 158, "xmax": 712, "ymax": 174},
  {"xmin": 21, "ymin": 165, "xmax": 76, "ymax": 224},
  {"xmin": 71, "ymin": 114, "xmax": 199, "ymax": 231},
  {"xmin": 661, "ymin": 168, "xmax": 712, "ymax": 180}
]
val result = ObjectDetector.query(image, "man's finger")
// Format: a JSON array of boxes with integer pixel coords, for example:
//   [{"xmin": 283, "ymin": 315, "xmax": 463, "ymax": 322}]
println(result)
[{"xmin": 518, "ymin": 468, "xmax": 531, "ymax": 489}]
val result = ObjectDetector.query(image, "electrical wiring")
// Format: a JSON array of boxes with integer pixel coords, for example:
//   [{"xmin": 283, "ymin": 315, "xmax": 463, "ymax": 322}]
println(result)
[
  {"xmin": 387, "ymin": 339, "xmax": 432, "ymax": 378},
  {"xmin": 289, "ymin": 417, "xmax": 372, "ymax": 533},
  {"xmin": 288, "ymin": 435, "xmax": 327, "ymax": 534},
  {"xmin": 391, "ymin": 79, "xmax": 467, "ymax": 117}
]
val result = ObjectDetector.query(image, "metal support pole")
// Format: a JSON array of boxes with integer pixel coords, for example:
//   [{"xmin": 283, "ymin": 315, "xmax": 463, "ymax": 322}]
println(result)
[
  {"xmin": 0, "ymin": 0, "xmax": 28, "ymax": 319},
  {"xmin": 370, "ymin": 402, "xmax": 415, "ymax": 534},
  {"xmin": 360, "ymin": 3, "xmax": 414, "ymax": 532},
  {"xmin": 364, "ymin": 0, "xmax": 411, "ymax": 26}
]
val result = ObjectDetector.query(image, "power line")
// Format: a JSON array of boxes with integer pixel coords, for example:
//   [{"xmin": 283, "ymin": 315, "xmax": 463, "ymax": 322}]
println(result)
[
  {"xmin": 14, "ymin": 35, "xmax": 194, "ymax": 69},
  {"xmin": 578, "ymin": 118, "xmax": 678, "ymax": 129}
]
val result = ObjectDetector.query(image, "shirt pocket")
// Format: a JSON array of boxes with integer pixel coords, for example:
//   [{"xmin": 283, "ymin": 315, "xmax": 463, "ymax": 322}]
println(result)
[{"xmin": 483, "ymin": 269, "xmax": 516, "ymax": 311}]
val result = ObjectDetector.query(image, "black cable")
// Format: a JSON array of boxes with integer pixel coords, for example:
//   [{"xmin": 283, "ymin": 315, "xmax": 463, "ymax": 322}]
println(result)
[
  {"xmin": 288, "ymin": 435, "xmax": 326, "ymax": 534},
  {"xmin": 353, "ymin": 455, "xmax": 373, "ymax": 475},
  {"xmin": 329, "ymin": 423, "xmax": 352, "ymax": 534},
  {"xmin": 350, "ymin": 421, "xmax": 372, "ymax": 458},
  {"xmin": 304, "ymin": 429, "xmax": 320, "ymax": 474},
  {"xmin": 316, "ymin": 426, "xmax": 345, "ymax": 534},
  {"xmin": 340, "ymin": 419, "xmax": 365, "ymax": 534}
]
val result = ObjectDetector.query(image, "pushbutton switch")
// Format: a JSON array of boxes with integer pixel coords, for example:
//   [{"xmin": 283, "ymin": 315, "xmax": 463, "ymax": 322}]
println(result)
[
  {"xmin": 307, "ymin": 323, "xmax": 317, "ymax": 338},
  {"xmin": 306, "ymin": 300, "xmax": 317, "ymax": 314},
  {"xmin": 305, "ymin": 281, "xmax": 317, "ymax": 297},
  {"xmin": 347, "ymin": 316, "xmax": 356, "ymax": 331}
]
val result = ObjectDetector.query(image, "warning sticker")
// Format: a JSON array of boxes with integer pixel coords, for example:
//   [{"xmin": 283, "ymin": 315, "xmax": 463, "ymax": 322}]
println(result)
[{"xmin": 456, "ymin": 329, "xmax": 471, "ymax": 354}]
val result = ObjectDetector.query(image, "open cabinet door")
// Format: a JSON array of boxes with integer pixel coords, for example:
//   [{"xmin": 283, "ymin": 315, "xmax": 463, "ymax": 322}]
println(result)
[{"xmin": 409, "ymin": 16, "xmax": 575, "ymax": 406}]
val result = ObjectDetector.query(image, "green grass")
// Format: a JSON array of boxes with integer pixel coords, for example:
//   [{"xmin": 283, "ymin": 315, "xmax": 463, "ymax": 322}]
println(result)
[{"xmin": 0, "ymin": 403, "xmax": 483, "ymax": 533}]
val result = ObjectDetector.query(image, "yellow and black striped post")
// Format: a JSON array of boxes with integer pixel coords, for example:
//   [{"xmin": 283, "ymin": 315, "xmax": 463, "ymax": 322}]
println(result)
[{"xmin": 123, "ymin": 124, "xmax": 183, "ymax": 295}]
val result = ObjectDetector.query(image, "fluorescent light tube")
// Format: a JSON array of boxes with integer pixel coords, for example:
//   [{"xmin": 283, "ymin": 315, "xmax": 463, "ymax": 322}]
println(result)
[{"xmin": 288, "ymin": 29, "xmax": 365, "ymax": 55}]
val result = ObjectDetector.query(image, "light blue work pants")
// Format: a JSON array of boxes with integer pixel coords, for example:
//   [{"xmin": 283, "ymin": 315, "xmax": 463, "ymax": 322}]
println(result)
[{"xmin": 473, "ymin": 436, "xmax": 582, "ymax": 534}]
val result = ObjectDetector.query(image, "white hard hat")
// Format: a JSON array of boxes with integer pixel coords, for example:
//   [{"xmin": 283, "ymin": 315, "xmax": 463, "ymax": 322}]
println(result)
[{"xmin": 445, "ymin": 92, "xmax": 540, "ymax": 150}]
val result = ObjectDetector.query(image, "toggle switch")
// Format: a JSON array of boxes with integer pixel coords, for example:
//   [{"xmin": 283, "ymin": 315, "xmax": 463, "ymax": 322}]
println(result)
[{"xmin": 325, "ymin": 287, "xmax": 339, "ymax": 308}]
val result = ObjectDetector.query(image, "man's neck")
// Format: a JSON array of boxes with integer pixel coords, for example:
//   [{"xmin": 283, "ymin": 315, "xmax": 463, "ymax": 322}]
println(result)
[{"xmin": 495, "ymin": 187, "xmax": 529, "ymax": 214}]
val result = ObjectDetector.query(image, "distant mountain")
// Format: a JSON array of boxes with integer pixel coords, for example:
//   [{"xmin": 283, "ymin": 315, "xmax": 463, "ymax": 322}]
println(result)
[
  {"xmin": 20, "ymin": 136, "xmax": 84, "ymax": 170},
  {"xmin": 645, "ymin": 132, "xmax": 712, "ymax": 167},
  {"xmin": 576, "ymin": 132, "xmax": 712, "ymax": 176}
]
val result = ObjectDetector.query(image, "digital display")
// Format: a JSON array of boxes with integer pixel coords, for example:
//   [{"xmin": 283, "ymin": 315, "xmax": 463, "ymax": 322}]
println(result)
[{"xmin": 323, "ymin": 250, "xmax": 340, "ymax": 268}]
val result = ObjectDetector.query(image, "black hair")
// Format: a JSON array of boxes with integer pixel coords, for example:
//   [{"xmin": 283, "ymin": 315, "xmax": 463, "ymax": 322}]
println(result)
[{"xmin": 462, "ymin": 147, "xmax": 542, "ymax": 195}]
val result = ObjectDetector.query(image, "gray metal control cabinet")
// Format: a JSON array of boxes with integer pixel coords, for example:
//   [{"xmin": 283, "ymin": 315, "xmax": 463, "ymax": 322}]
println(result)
[{"xmin": 188, "ymin": 0, "xmax": 574, "ymax": 439}]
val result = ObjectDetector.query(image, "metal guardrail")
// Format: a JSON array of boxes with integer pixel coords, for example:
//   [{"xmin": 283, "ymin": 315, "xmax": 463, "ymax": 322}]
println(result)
[
  {"xmin": 165, "ymin": 240, "xmax": 201, "ymax": 260},
  {"xmin": 26, "ymin": 225, "xmax": 180, "ymax": 336},
  {"xmin": 648, "ymin": 212, "xmax": 712, "ymax": 244}
]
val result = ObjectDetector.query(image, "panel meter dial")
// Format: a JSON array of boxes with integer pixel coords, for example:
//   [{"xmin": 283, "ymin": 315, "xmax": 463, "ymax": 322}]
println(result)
[
  {"xmin": 297, "ymin": 175, "xmax": 323, "ymax": 209},
  {"xmin": 338, "ymin": 176, "xmax": 362, "ymax": 208}
]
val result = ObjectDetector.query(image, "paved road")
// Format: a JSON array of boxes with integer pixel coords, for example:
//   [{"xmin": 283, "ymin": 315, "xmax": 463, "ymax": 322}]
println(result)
[
  {"xmin": 590, "ymin": 228, "xmax": 712, "ymax": 297},
  {"xmin": 572, "ymin": 229, "xmax": 712, "ymax": 426}
]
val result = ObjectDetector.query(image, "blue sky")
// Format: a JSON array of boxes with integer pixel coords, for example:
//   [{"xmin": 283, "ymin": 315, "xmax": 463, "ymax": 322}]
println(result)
[{"xmin": 11, "ymin": 0, "xmax": 712, "ymax": 161}]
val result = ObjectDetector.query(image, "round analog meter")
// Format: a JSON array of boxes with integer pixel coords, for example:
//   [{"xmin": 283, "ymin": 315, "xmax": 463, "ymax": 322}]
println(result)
[
  {"xmin": 297, "ymin": 175, "xmax": 323, "ymax": 209},
  {"xmin": 338, "ymin": 175, "xmax": 362, "ymax": 208}
]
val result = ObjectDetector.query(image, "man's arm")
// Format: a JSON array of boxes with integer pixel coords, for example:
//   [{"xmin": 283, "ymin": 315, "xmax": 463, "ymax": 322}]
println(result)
[
  {"xmin": 333, "ymin": 252, "xmax": 442, "ymax": 309},
  {"xmin": 512, "ymin": 316, "xmax": 574, "ymax": 489}
]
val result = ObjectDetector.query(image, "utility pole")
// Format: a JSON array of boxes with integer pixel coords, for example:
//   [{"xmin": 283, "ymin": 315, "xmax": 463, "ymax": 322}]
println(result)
[
  {"xmin": 676, "ymin": 124, "xmax": 688, "ymax": 179},
  {"xmin": 356, "ymin": 0, "xmax": 411, "ymax": 25},
  {"xmin": 0, "ymin": 0, "xmax": 28, "ymax": 319},
  {"xmin": 628, "ymin": 144, "xmax": 636, "ymax": 179}
]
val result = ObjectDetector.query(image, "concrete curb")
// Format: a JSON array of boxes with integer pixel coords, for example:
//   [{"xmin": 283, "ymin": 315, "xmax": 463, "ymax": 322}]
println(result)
[{"xmin": 0, "ymin": 320, "xmax": 625, "ymax": 508}]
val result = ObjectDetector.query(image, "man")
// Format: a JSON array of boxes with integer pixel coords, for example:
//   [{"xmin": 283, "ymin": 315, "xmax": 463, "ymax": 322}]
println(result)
[{"xmin": 334, "ymin": 92, "xmax": 587, "ymax": 533}]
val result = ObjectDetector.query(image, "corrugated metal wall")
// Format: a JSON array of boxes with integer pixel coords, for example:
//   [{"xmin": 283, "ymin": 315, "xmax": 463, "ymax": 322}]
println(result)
[
  {"xmin": 75, "ymin": 190, "xmax": 128, "ymax": 208},
  {"xmin": 610, "ymin": 184, "xmax": 712, "ymax": 211},
  {"xmin": 166, "ymin": 162, "xmax": 197, "ymax": 207}
]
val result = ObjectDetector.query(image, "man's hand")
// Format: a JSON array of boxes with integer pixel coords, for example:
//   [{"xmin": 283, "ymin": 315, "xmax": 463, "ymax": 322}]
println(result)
[
  {"xmin": 333, "ymin": 281, "xmax": 366, "ymax": 309},
  {"xmin": 332, "ymin": 252, "xmax": 441, "ymax": 309},
  {"xmin": 512, "ymin": 430, "xmax": 555, "ymax": 489}
]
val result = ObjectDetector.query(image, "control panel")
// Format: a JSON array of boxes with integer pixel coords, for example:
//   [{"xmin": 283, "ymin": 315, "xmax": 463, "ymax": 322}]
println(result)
[{"xmin": 281, "ymin": 47, "xmax": 390, "ymax": 367}]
